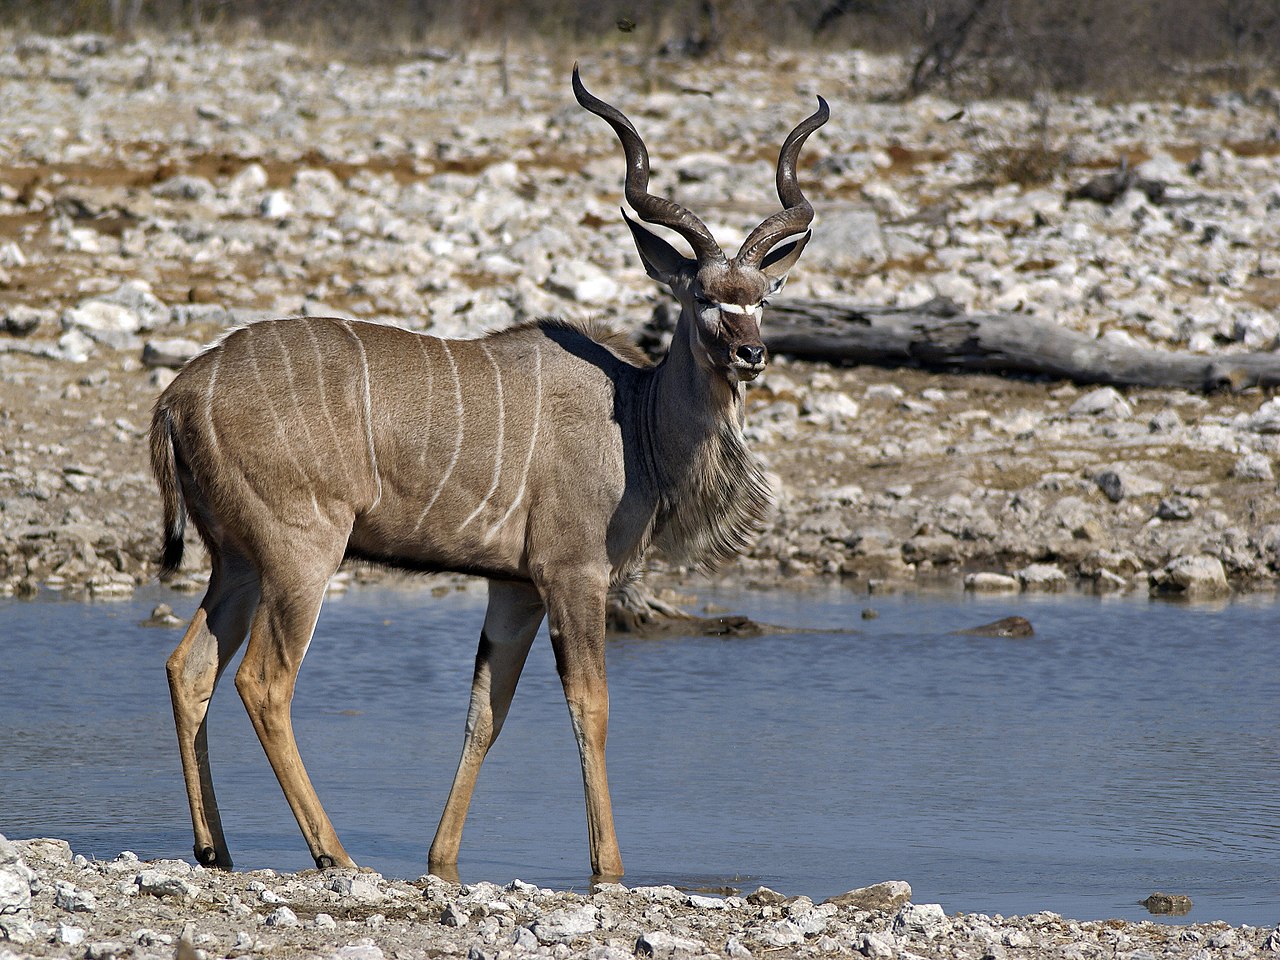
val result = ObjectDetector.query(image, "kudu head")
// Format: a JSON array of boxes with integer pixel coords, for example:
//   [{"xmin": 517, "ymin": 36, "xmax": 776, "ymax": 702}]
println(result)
[{"xmin": 573, "ymin": 66, "xmax": 828, "ymax": 384}]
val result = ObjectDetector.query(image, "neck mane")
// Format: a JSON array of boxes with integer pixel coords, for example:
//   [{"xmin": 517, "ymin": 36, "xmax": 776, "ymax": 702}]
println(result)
[{"xmin": 640, "ymin": 317, "xmax": 775, "ymax": 572}]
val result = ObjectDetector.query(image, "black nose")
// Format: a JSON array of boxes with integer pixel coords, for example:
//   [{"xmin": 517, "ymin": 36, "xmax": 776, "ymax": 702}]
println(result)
[{"xmin": 735, "ymin": 344, "xmax": 766, "ymax": 366}]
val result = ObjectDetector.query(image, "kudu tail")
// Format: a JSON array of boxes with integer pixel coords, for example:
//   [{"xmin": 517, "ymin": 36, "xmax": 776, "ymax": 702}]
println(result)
[{"xmin": 149, "ymin": 402, "xmax": 187, "ymax": 579}]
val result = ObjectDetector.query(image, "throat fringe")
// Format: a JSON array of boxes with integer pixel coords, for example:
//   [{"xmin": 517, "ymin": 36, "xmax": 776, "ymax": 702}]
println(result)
[{"xmin": 651, "ymin": 420, "xmax": 775, "ymax": 572}]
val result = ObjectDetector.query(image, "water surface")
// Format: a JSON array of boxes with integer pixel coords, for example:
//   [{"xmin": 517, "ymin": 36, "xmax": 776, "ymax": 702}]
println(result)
[{"xmin": 0, "ymin": 583, "xmax": 1276, "ymax": 926}]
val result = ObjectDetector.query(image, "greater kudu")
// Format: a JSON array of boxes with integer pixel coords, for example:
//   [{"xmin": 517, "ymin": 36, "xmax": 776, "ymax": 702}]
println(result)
[{"xmin": 150, "ymin": 67, "xmax": 828, "ymax": 879}]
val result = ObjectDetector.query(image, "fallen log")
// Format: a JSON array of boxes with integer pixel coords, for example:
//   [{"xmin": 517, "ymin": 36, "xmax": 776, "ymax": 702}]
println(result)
[{"xmin": 762, "ymin": 297, "xmax": 1280, "ymax": 392}]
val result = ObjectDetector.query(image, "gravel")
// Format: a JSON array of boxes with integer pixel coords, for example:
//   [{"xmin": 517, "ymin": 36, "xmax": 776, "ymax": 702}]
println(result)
[{"xmin": 3, "ymin": 835, "xmax": 1277, "ymax": 960}]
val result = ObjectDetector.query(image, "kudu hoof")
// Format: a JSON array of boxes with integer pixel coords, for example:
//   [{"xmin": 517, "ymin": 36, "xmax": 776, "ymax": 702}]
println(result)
[
  {"xmin": 194, "ymin": 845, "xmax": 229, "ymax": 870},
  {"xmin": 314, "ymin": 854, "xmax": 337, "ymax": 869}
]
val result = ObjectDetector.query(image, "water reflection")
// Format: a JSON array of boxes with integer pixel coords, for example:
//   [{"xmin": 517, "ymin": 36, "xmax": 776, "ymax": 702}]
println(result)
[{"xmin": 0, "ymin": 583, "xmax": 1276, "ymax": 925}]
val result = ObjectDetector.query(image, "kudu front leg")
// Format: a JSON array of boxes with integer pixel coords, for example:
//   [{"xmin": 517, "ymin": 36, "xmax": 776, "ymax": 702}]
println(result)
[
  {"xmin": 544, "ymin": 573, "xmax": 623, "ymax": 879},
  {"xmin": 235, "ymin": 576, "xmax": 355, "ymax": 870},
  {"xmin": 429, "ymin": 580, "xmax": 545, "ymax": 875}
]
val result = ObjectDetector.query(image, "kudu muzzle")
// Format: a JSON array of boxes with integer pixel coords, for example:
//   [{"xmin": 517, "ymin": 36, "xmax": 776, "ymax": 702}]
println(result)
[{"xmin": 723, "ymin": 313, "xmax": 768, "ymax": 380}]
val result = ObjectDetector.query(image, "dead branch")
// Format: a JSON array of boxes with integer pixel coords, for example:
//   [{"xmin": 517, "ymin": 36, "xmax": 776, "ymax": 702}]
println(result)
[{"xmin": 763, "ymin": 297, "xmax": 1280, "ymax": 392}]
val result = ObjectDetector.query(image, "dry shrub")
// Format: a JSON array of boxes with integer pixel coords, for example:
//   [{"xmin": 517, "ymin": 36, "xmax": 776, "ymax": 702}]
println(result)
[
  {"xmin": 979, "ymin": 141, "xmax": 1067, "ymax": 187},
  {"xmin": 901, "ymin": 0, "xmax": 1280, "ymax": 98}
]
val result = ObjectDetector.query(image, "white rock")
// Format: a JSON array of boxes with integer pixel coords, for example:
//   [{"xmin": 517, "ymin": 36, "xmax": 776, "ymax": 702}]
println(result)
[
  {"xmin": 328, "ymin": 874, "xmax": 386, "ymax": 903},
  {"xmin": 439, "ymin": 903, "xmax": 469, "ymax": 927},
  {"xmin": 65, "ymin": 226, "xmax": 102, "ymax": 253},
  {"xmin": 635, "ymin": 929, "xmax": 704, "ymax": 958},
  {"xmin": 153, "ymin": 174, "xmax": 216, "ymax": 202},
  {"xmin": 12, "ymin": 838, "xmax": 71, "ymax": 864},
  {"xmin": 54, "ymin": 881, "xmax": 97, "ymax": 912},
  {"xmin": 56, "ymin": 330, "xmax": 94, "ymax": 360},
  {"xmin": 757, "ymin": 919, "xmax": 806, "ymax": 946},
  {"xmin": 687, "ymin": 894, "xmax": 728, "ymax": 909},
  {"xmin": 1247, "ymin": 398, "xmax": 1280, "ymax": 433},
  {"xmin": 104, "ymin": 280, "xmax": 167, "ymax": 325},
  {"xmin": 1069, "ymin": 386, "xmax": 1133, "ymax": 419},
  {"xmin": 260, "ymin": 190, "xmax": 294, "ymax": 218},
  {"xmin": 545, "ymin": 260, "xmax": 618, "ymax": 306},
  {"xmin": 62, "ymin": 300, "xmax": 141, "ymax": 348},
  {"xmin": 893, "ymin": 902, "xmax": 950, "ymax": 938},
  {"xmin": 1136, "ymin": 151, "xmax": 1186, "ymax": 182},
  {"xmin": 804, "ymin": 391, "xmax": 860, "ymax": 425},
  {"xmin": 674, "ymin": 151, "xmax": 732, "ymax": 183},
  {"xmin": 294, "ymin": 167, "xmax": 342, "ymax": 194},
  {"xmin": 965, "ymin": 572, "xmax": 1021, "ymax": 592},
  {"xmin": 0, "ymin": 866, "xmax": 31, "ymax": 915},
  {"xmin": 864, "ymin": 383, "xmax": 905, "ymax": 401},
  {"xmin": 807, "ymin": 207, "xmax": 886, "ymax": 271},
  {"xmin": 1232, "ymin": 452, "xmax": 1274, "ymax": 480},
  {"xmin": 858, "ymin": 930, "xmax": 897, "ymax": 958},
  {"xmin": 263, "ymin": 906, "xmax": 300, "ymax": 927},
  {"xmin": 142, "ymin": 337, "xmax": 203, "ymax": 369},
  {"xmin": 630, "ymin": 885, "xmax": 684, "ymax": 902},
  {"xmin": 135, "ymin": 870, "xmax": 198, "ymax": 900},
  {"xmin": 532, "ymin": 904, "xmax": 598, "ymax": 944},
  {"xmin": 0, "ymin": 241, "xmax": 26, "ymax": 268},
  {"xmin": 226, "ymin": 163, "xmax": 269, "ymax": 196},
  {"xmin": 1018, "ymin": 563, "xmax": 1068, "ymax": 590},
  {"xmin": 57, "ymin": 922, "xmax": 86, "ymax": 945},
  {"xmin": 325, "ymin": 944, "xmax": 385, "ymax": 960},
  {"xmin": 1150, "ymin": 555, "xmax": 1229, "ymax": 597}
]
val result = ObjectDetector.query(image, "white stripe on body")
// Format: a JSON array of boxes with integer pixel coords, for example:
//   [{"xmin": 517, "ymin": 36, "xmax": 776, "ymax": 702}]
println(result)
[
  {"xmin": 203, "ymin": 348, "xmax": 222, "ymax": 454},
  {"xmin": 337, "ymin": 320, "xmax": 383, "ymax": 509},
  {"xmin": 268, "ymin": 322, "xmax": 329, "ymax": 522},
  {"xmin": 300, "ymin": 321, "xmax": 356, "ymax": 487},
  {"xmin": 458, "ymin": 342, "xmax": 505, "ymax": 532},
  {"xmin": 485, "ymin": 343, "xmax": 542, "ymax": 543},
  {"xmin": 411, "ymin": 334, "xmax": 437, "ymax": 483},
  {"xmin": 244, "ymin": 324, "xmax": 312, "ymax": 497},
  {"xmin": 412, "ymin": 339, "xmax": 464, "ymax": 536}
]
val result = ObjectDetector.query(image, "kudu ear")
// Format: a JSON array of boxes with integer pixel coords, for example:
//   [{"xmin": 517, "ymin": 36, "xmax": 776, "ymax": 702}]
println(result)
[
  {"xmin": 759, "ymin": 231, "xmax": 810, "ymax": 292},
  {"xmin": 624, "ymin": 211, "xmax": 694, "ymax": 284}
]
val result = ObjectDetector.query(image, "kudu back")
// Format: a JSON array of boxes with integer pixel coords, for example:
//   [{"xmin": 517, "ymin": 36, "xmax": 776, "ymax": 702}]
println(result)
[{"xmin": 151, "ymin": 67, "xmax": 827, "ymax": 878}]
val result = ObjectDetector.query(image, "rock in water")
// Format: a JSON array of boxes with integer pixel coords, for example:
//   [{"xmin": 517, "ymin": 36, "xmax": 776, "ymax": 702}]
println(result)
[
  {"xmin": 953, "ymin": 616, "xmax": 1034, "ymax": 638},
  {"xmin": 1142, "ymin": 892, "xmax": 1192, "ymax": 915}
]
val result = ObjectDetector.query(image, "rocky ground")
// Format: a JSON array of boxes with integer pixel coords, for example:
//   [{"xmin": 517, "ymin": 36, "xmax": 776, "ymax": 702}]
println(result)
[
  {"xmin": 4, "ymin": 35, "xmax": 1280, "ymax": 603},
  {"xmin": 4, "ymin": 834, "xmax": 1279, "ymax": 960},
  {"xmin": 4, "ymin": 31, "xmax": 1280, "ymax": 960}
]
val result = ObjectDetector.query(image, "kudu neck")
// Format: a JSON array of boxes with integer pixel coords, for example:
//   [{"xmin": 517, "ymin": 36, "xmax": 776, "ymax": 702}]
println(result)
[
  {"xmin": 646, "ymin": 307, "xmax": 745, "ymax": 466},
  {"xmin": 635, "ymin": 303, "xmax": 773, "ymax": 572}
]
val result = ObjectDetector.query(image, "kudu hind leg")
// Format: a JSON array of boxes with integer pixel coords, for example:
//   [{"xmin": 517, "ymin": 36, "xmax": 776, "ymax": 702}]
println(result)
[
  {"xmin": 544, "ymin": 574, "xmax": 623, "ymax": 879},
  {"xmin": 166, "ymin": 551, "xmax": 260, "ymax": 868},
  {"xmin": 235, "ymin": 565, "xmax": 354, "ymax": 870},
  {"xmin": 429, "ymin": 580, "xmax": 545, "ymax": 872}
]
